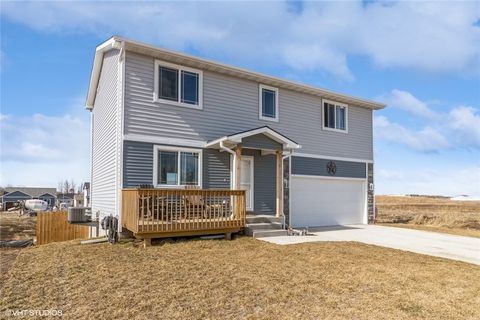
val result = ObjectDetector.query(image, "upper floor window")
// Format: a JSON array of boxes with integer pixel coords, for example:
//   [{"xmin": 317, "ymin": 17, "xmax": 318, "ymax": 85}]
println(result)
[
  {"xmin": 259, "ymin": 84, "xmax": 279, "ymax": 122},
  {"xmin": 323, "ymin": 100, "xmax": 348, "ymax": 133},
  {"xmin": 154, "ymin": 60, "xmax": 203, "ymax": 109}
]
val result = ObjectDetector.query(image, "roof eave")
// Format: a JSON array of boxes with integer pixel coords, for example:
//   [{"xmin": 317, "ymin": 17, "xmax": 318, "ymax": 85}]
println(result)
[{"xmin": 85, "ymin": 37, "xmax": 121, "ymax": 110}]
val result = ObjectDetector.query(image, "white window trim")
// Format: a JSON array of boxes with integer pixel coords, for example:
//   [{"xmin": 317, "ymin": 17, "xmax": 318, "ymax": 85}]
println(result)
[
  {"xmin": 322, "ymin": 99, "xmax": 349, "ymax": 134},
  {"xmin": 259, "ymin": 84, "xmax": 279, "ymax": 122},
  {"xmin": 153, "ymin": 60, "xmax": 203, "ymax": 110},
  {"xmin": 152, "ymin": 145, "xmax": 203, "ymax": 188}
]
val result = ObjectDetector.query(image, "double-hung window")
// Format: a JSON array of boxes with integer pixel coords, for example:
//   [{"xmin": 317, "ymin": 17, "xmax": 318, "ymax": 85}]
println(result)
[
  {"xmin": 259, "ymin": 84, "xmax": 279, "ymax": 121},
  {"xmin": 153, "ymin": 146, "xmax": 202, "ymax": 187},
  {"xmin": 155, "ymin": 60, "xmax": 203, "ymax": 109},
  {"xmin": 323, "ymin": 100, "xmax": 348, "ymax": 132}
]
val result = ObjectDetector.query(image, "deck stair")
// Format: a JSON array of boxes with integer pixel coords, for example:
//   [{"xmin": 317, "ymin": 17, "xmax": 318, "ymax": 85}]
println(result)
[{"xmin": 245, "ymin": 215, "xmax": 287, "ymax": 238}]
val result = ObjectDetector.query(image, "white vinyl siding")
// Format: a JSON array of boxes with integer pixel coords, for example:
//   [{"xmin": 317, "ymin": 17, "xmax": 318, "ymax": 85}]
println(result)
[{"xmin": 91, "ymin": 49, "xmax": 121, "ymax": 219}]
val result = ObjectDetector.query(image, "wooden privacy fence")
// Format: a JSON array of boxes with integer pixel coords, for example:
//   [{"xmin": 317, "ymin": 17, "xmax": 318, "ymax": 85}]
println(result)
[
  {"xmin": 122, "ymin": 188, "xmax": 246, "ymax": 236},
  {"xmin": 36, "ymin": 212, "xmax": 89, "ymax": 245}
]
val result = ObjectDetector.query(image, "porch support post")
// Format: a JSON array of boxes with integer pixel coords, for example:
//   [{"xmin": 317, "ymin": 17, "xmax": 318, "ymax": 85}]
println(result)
[
  {"xmin": 234, "ymin": 145, "xmax": 242, "ymax": 190},
  {"xmin": 276, "ymin": 150, "xmax": 283, "ymax": 217}
]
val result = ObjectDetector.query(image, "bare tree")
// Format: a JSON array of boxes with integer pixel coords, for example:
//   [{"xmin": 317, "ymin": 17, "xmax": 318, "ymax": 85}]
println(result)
[
  {"xmin": 63, "ymin": 180, "xmax": 70, "ymax": 194},
  {"xmin": 70, "ymin": 179, "xmax": 76, "ymax": 194}
]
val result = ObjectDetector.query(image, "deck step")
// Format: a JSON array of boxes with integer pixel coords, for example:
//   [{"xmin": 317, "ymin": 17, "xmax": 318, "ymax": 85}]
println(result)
[
  {"xmin": 245, "ymin": 222, "xmax": 283, "ymax": 231},
  {"xmin": 251, "ymin": 229, "xmax": 288, "ymax": 238},
  {"xmin": 246, "ymin": 215, "xmax": 283, "ymax": 224}
]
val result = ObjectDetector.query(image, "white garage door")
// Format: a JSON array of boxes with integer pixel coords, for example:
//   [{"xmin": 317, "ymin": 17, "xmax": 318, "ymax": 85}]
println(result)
[{"xmin": 291, "ymin": 176, "xmax": 367, "ymax": 227}]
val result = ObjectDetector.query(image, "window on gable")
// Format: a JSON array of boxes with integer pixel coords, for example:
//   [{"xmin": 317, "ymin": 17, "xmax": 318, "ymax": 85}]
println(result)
[
  {"xmin": 155, "ymin": 148, "xmax": 201, "ymax": 186},
  {"xmin": 155, "ymin": 61, "xmax": 202, "ymax": 108},
  {"xmin": 323, "ymin": 101, "xmax": 347, "ymax": 132},
  {"xmin": 259, "ymin": 85, "xmax": 279, "ymax": 121}
]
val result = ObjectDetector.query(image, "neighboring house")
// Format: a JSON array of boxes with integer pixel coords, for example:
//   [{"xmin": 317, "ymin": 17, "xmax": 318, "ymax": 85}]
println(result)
[
  {"xmin": 73, "ymin": 194, "xmax": 85, "ymax": 207},
  {"xmin": 86, "ymin": 36, "xmax": 385, "ymax": 235},
  {"xmin": 1, "ymin": 187, "xmax": 57, "ymax": 210},
  {"xmin": 83, "ymin": 182, "xmax": 91, "ymax": 207},
  {"xmin": 56, "ymin": 193, "xmax": 75, "ymax": 208}
]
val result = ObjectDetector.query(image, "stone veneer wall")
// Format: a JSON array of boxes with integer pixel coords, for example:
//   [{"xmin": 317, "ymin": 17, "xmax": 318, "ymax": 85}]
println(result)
[{"xmin": 367, "ymin": 163, "xmax": 375, "ymax": 223}]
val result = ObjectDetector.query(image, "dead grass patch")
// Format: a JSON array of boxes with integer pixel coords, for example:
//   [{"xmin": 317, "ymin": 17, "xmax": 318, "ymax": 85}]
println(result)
[
  {"xmin": 376, "ymin": 196, "xmax": 480, "ymax": 237},
  {"xmin": 0, "ymin": 211, "xmax": 36, "ymax": 240},
  {"xmin": 1, "ymin": 237, "xmax": 479, "ymax": 319}
]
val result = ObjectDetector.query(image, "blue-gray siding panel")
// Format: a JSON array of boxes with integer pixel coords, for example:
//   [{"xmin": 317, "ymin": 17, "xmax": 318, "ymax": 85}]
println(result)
[
  {"xmin": 122, "ymin": 141, "xmax": 231, "ymax": 189},
  {"xmin": 203, "ymin": 149, "xmax": 230, "ymax": 189},
  {"xmin": 123, "ymin": 140, "xmax": 154, "ymax": 188},
  {"xmin": 242, "ymin": 149, "xmax": 276, "ymax": 214},
  {"xmin": 242, "ymin": 134, "xmax": 282, "ymax": 151},
  {"xmin": 2, "ymin": 191, "xmax": 32, "ymax": 201},
  {"xmin": 291, "ymin": 156, "xmax": 366, "ymax": 179}
]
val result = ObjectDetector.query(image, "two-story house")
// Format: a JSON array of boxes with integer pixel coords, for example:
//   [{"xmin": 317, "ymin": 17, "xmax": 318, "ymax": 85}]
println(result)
[{"xmin": 86, "ymin": 36, "xmax": 385, "ymax": 240}]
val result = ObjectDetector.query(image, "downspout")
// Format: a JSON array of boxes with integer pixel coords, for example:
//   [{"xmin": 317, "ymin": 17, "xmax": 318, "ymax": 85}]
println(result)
[{"xmin": 219, "ymin": 141, "xmax": 236, "ymax": 189}]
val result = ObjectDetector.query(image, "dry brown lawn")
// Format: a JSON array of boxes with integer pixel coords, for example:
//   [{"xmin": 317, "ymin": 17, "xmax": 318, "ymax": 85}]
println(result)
[
  {"xmin": 0, "ymin": 211, "xmax": 36, "ymax": 240},
  {"xmin": 376, "ymin": 196, "xmax": 480, "ymax": 237},
  {"xmin": 1, "ymin": 237, "xmax": 479, "ymax": 320}
]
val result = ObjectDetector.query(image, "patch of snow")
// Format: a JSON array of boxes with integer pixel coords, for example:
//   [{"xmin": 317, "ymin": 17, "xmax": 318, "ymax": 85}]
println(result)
[{"xmin": 450, "ymin": 195, "xmax": 480, "ymax": 201}]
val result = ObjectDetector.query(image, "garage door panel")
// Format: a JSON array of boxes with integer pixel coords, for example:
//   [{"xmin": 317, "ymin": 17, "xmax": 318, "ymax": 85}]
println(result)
[{"xmin": 291, "ymin": 176, "xmax": 366, "ymax": 227}]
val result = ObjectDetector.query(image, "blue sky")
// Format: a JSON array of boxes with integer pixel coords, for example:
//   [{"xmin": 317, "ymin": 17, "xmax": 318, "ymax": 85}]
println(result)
[{"xmin": 1, "ymin": 1, "xmax": 479, "ymax": 196}]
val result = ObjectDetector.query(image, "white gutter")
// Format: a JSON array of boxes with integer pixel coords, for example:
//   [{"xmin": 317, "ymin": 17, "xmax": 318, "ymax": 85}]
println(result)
[{"xmin": 220, "ymin": 141, "xmax": 237, "ymax": 189}]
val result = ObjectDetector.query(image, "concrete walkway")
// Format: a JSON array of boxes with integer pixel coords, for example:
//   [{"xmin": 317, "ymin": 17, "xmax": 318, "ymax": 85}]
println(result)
[{"xmin": 258, "ymin": 224, "xmax": 480, "ymax": 265}]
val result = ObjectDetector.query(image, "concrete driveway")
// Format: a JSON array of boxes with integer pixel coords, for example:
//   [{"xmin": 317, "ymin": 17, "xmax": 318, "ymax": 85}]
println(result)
[{"xmin": 258, "ymin": 224, "xmax": 480, "ymax": 265}]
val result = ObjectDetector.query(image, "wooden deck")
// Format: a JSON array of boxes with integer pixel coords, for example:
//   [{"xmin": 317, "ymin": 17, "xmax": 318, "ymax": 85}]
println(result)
[{"xmin": 122, "ymin": 188, "xmax": 246, "ymax": 240}]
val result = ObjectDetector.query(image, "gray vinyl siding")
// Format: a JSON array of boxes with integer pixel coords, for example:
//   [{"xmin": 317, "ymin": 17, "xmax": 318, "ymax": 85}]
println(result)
[
  {"xmin": 242, "ymin": 149, "xmax": 276, "ymax": 214},
  {"xmin": 202, "ymin": 149, "xmax": 231, "ymax": 189},
  {"xmin": 123, "ymin": 140, "xmax": 154, "ymax": 188},
  {"xmin": 122, "ymin": 141, "xmax": 231, "ymax": 189},
  {"xmin": 242, "ymin": 134, "xmax": 282, "ymax": 151},
  {"xmin": 291, "ymin": 156, "xmax": 366, "ymax": 179},
  {"xmin": 91, "ymin": 49, "xmax": 120, "ymax": 218},
  {"xmin": 124, "ymin": 51, "xmax": 373, "ymax": 160}
]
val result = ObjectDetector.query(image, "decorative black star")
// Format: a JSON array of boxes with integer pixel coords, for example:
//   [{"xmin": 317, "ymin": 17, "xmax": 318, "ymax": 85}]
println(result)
[{"xmin": 326, "ymin": 161, "xmax": 337, "ymax": 175}]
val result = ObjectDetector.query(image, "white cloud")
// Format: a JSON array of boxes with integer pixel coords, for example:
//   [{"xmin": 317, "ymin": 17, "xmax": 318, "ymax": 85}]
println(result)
[
  {"xmin": 378, "ymin": 89, "xmax": 439, "ymax": 120},
  {"xmin": 375, "ymin": 90, "xmax": 480, "ymax": 151},
  {"xmin": 0, "ymin": 104, "xmax": 90, "ymax": 187},
  {"xmin": 374, "ymin": 115, "xmax": 450, "ymax": 151},
  {"xmin": 1, "ymin": 1, "xmax": 479, "ymax": 79},
  {"xmin": 447, "ymin": 106, "xmax": 480, "ymax": 147}
]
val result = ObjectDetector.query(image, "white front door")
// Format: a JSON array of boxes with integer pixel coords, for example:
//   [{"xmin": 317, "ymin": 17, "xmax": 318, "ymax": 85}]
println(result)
[{"xmin": 240, "ymin": 157, "xmax": 254, "ymax": 211}]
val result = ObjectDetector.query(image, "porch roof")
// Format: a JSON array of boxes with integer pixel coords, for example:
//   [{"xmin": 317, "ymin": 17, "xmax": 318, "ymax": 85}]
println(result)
[{"xmin": 205, "ymin": 126, "xmax": 301, "ymax": 150}]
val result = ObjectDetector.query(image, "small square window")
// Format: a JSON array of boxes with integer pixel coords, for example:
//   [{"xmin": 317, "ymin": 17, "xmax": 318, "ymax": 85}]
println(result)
[
  {"xmin": 323, "ymin": 101, "xmax": 348, "ymax": 132},
  {"xmin": 259, "ymin": 85, "xmax": 279, "ymax": 121}
]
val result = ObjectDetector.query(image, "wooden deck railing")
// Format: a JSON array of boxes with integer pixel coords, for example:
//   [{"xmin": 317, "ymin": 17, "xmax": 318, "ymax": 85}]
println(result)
[{"xmin": 121, "ymin": 188, "xmax": 246, "ymax": 236}]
